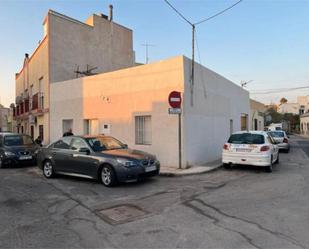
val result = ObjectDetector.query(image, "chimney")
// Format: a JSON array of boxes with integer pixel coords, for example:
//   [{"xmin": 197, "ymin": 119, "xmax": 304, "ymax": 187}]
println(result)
[{"xmin": 109, "ymin": 4, "xmax": 113, "ymax": 21}]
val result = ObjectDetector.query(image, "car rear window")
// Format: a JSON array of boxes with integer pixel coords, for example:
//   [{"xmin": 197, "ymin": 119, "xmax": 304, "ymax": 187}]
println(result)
[
  {"xmin": 269, "ymin": 131, "xmax": 284, "ymax": 138},
  {"xmin": 4, "ymin": 135, "xmax": 34, "ymax": 146},
  {"xmin": 228, "ymin": 133, "xmax": 265, "ymax": 144}
]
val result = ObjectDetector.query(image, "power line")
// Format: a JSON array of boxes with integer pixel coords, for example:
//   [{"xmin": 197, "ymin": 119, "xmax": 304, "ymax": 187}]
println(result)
[
  {"xmin": 194, "ymin": 29, "xmax": 207, "ymax": 98},
  {"xmin": 163, "ymin": 0, "xmax": 243, "ymax": 106},
  {"xmin": 194, "ymin": 0, "xmax": 243, "ymax": 25},
  {"xmin": 163, "ymin": 0, "xmax": 192, "ymax": 25},
  {"xmin": 250, "ymin": 86, "xmax": 309, "ymax": 94}
]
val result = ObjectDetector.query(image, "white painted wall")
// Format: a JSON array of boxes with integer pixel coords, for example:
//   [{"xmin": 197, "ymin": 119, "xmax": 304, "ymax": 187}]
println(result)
[
  {"xmin": 49, "ymin": 11, "xmax": 134, "ymax": 83},
  {"xmin": 50, "ymin": 56, "xmax": 250, "ymax": 168},
  {"xmin": 183, "ymin": 57, "xmax": 250, "ymax": 166},
  {"xmin": 50, "ymin": 56, "xmax": 184, "ymax": 167}
]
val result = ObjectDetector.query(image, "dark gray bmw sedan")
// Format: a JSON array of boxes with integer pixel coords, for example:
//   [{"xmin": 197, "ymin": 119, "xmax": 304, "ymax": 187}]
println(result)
[{"xmin": 37, "ymin": 135, "xmax": 160, "ymax": 187}]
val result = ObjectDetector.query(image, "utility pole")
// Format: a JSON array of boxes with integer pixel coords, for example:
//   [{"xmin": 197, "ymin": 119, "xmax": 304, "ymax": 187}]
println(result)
[
  {"xmin": 190, "ymin": 25, "xmax": 195, "ymax": 106},
  {"xmin": 163, "ymin": 0, "xmax": 243, "ymax": 106},
  {"xmin": 141, "ymin": 43, "xmax": 155, "ymax": 64}
]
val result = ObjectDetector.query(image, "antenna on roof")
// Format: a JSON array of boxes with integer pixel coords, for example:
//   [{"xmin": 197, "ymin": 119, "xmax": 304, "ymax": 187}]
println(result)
[
  {"xmin": 74, "ymin": 64, "xmax": 98, "ymax": 77},
  {"xmin": 141, "ymin": 42, "xmax": 155, "ymax": 64}
]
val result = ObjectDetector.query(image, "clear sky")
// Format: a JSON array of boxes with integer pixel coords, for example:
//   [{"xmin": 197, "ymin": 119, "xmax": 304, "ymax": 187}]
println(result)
[{"xmin": 0, "ymin": 0, "xmax": 308, "ymax": 107}]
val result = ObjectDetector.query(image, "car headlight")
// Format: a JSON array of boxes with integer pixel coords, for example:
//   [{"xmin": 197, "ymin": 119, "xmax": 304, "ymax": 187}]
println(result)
[
  {"xmin": 4, "ymin": 151, "xmax": 16, "ymax": 157},
  {"xmin": 116, "ymin": 158, "xmax": 137, "ymax": 168}
]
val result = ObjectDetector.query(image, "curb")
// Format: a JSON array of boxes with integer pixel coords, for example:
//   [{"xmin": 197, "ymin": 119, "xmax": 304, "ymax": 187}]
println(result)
[{"xmin": 159, "ymin": 164, "xmax": 222, "ymax": 177}]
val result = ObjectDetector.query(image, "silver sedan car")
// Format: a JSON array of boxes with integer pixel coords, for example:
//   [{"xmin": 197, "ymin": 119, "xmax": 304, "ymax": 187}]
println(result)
[{"xmin": 268, "ymin": 131, "xmax": 290, "ymax": 153}]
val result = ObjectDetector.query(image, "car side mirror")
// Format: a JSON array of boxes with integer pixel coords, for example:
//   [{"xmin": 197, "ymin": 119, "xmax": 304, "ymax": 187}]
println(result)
[{"xmin": 79, "ymin": 147, "xmax": 90, "ymax": 154}]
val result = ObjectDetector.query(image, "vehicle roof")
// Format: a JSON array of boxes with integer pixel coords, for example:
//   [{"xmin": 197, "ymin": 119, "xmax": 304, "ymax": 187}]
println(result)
[
  {"xmin": 63, "ymin": 134, "xmax": 109, "ymax": 139},
  {"xmin": 231, "ymin": 130, "xmax": 268, "ymax": 135},
  {"xmin": 0, "ymin": 132, "xmax": 27, "ymax": 136}
]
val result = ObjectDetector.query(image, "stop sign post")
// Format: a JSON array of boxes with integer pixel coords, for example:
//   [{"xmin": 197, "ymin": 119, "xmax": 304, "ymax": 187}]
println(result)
[{"xmin": 168, "ymin": 91, "xmax": 182, "ymax": 169}]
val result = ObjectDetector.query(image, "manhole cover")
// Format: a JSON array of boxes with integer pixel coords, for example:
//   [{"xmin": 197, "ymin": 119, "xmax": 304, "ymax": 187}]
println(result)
[{"xmin": 97, "ymin": 204, "xmax": 147, "ymax": 225}]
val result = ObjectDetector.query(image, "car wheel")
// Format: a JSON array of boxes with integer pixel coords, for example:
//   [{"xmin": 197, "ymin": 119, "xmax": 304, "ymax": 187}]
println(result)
[
  {"xmin": 0, "ymin": 158, "xmax": 3, "ymax": 168},
  {"xmin": 101, "ymin": 165, "xmax": 117, "ymax": 187},
  {"xmin": 265, "ymin": 156, "xmax": 273, "ymax": 173},
  {"xmin": 274, "ymin": 154, "xmax": 279, "ymax": 164},
  {"xmin": 43, "ymin": 160, "xmax": 55, "ymax": 178}
]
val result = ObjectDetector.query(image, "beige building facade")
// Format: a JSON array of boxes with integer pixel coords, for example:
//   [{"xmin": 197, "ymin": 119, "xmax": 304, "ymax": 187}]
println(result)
[
  {"xmin": 250, "ymin": 99, "xmax": 266, "ymax": 131},
  {"xmin": 0, "ymin": 105, "xmax": 11, "ymax": 132},
  {"xmin": 300, "ymin": 113, "xmax": 309, "ymax": 135},
  {"xmin": 278, "ymin": 96, "xmax": 309, "ymax": 115},
  {"xmin": 50, "ymin": 56, "xmax": 250, "ymax": 168},
  {"xmin": 14, "ymin": 8, "xmax": 134, "ymax": 144}
]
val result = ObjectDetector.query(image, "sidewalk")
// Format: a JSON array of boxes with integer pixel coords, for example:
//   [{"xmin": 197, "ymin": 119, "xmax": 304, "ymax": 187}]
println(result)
[{"xmin": 159, "ymin": 159, "xmax": 222, "ymax": 177}]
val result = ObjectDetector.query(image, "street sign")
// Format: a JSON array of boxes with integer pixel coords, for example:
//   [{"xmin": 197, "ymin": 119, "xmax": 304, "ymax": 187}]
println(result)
[
  {"xmin": 168, "ymin": 108, "xmax": 181, "ymax": 114},
  {"xmin": 168, "ymin": 91, "xmax": 182, "ymax": 108}
]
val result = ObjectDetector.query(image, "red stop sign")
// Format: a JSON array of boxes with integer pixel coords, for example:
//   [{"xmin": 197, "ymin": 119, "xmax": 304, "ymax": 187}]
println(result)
[{"xmin": 168, "ymin": 91, "xmax": 182, "ymax": 108}]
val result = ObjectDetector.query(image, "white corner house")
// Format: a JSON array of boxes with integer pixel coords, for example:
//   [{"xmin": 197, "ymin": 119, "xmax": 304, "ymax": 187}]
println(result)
[{"xmin": 50, "ymin": 56, "xmax": 250, "ymax": 168}]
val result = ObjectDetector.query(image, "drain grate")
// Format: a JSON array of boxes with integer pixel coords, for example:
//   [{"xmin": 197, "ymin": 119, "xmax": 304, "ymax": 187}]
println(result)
[{"xmin": 97, "ymin": 204, "xmax": 148, "ymax": 225}]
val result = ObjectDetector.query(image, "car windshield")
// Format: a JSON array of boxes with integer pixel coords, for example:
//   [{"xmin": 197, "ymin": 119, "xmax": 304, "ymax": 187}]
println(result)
[
  {"xmin": 4, "ymin": 135, "xmax": 34, "ymax": 146},
  {"xmin": 86, "ymin": 136, "xmax": 126, "ymax": 151},
  {"xmin": 269, "ymin": 131, "xmax": 284, "ymax": 138},
  {"xmin": 228, "ymin": 133, "xmax": 265, "ymax": 144}
]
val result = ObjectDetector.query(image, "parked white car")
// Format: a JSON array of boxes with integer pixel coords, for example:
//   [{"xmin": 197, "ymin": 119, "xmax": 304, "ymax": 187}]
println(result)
[
  {"xmin": 222, "ymin": 131, "xmax": 279, "ymax": 172},
  {"xmin": 268, "ymin": 130, "xmax": 290, "ymax": 153}
]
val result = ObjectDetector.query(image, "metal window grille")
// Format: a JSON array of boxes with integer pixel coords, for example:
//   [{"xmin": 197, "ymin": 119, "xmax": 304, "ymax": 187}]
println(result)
[{"xmin": 135, "ymin": 116, "xmax": 152, "ymax": 145}]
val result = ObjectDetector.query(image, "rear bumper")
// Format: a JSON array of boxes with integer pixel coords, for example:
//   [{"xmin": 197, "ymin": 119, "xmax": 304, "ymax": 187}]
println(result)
[
  {"xmin": 222, "ymin": 152, "xmax": 271, "ymax": 167},
  {"xmin": 278, "ymin": 143, "xmax": 289, "ymax": 150}
]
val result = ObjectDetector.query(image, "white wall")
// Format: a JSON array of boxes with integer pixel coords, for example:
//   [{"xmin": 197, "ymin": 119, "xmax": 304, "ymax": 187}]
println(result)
[
  {"xmin": 49, "ymin": 11, "xmax": 134, "ymax": 83},
  {"xmin": 50, "ymin": 56, "xmax": 184, "ymax": 167},
  {"xmin": 183, "ymin": 57, "xmax": 250, "ymax": 166},
  {"xmin": 50, "ymin": 56, "xmax": 250, "ymax": 168}
]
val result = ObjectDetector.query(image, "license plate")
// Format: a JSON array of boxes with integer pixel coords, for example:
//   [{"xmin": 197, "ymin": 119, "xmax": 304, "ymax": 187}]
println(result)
[
  {"xmin": 236, "ymin": 148, "xmax": 252, "ymax": 152},
  {"xmin": 145, "ymin": 166, "xmax": 156, "ymax": 172},
  {"xmin": 19, "ymin": 155, "xmax": 32, "ymax": 160}
]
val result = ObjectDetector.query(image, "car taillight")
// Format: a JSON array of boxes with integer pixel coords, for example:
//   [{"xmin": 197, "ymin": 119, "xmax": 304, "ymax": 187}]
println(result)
[
  {"xmin": 260, "ymin": 145, "xmax": 270, "ymax": 152},
  {"xmin": 223, "ymin": 144, "xmax": 229, "ymax": 150},
  {"xmin": 283, "ymin": 138, "xmax": 288, "ymax": 143}
]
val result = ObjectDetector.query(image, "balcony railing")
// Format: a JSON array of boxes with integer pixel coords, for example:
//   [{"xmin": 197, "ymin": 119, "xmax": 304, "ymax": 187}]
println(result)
[
  {"xmin": 13, "ymin": 92, "xmax": 45, "ymax": 119},
  {"xmin": 32, "ymin": 92, "xmax": 44, "ymax": 111}
]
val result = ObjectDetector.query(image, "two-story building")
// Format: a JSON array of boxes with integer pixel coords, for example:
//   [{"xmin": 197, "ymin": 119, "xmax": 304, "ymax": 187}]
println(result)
[
  {"xmin": 250, "ymin": 99, "xmax": 266, "ymax": 131},
  {"xmin": 14, "ymin": 7, "xmax": 135, "ymax": 143}
]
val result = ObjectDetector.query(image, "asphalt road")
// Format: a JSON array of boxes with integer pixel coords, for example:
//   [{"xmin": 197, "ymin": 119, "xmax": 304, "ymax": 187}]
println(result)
[{"xmin": 1, "ymin": 135, "xmax": 309, "ymax": 249}]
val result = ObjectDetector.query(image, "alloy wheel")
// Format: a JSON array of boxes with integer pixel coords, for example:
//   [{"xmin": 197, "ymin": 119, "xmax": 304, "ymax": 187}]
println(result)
[
  {"xmin": 101, "ymin": 167, "xmax": 112, "ymax": 186},
  {"xmin": 43, "ymin": 161, "xmax": 54, "ymax": 178}
]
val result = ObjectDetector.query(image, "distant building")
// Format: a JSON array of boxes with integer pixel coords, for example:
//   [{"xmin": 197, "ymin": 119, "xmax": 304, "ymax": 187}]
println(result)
[
  {"xmin": 0, "ymin": 105, "xmax": 11, "ymax": 132},
  {"xmin": 49, "ymin": 56, "xmax": 250, "ymax": 168},
  {"xmin": 250, "ymin": 99, "xmax": 266, "ymax": 131},
  {"xmin": 13, "ymin": 7, "xmax": 135, "ymax": 143},
  {"xmin": 278, "ymin": 96, "xmax": 309, "ymax": 115},
  {"xmin": 265, "ymin": 103, "xmax": 278, "ymax": 112},
  {"xmin": 300, "ymin": 113, "xmax": 309, "ymax": 135}
]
